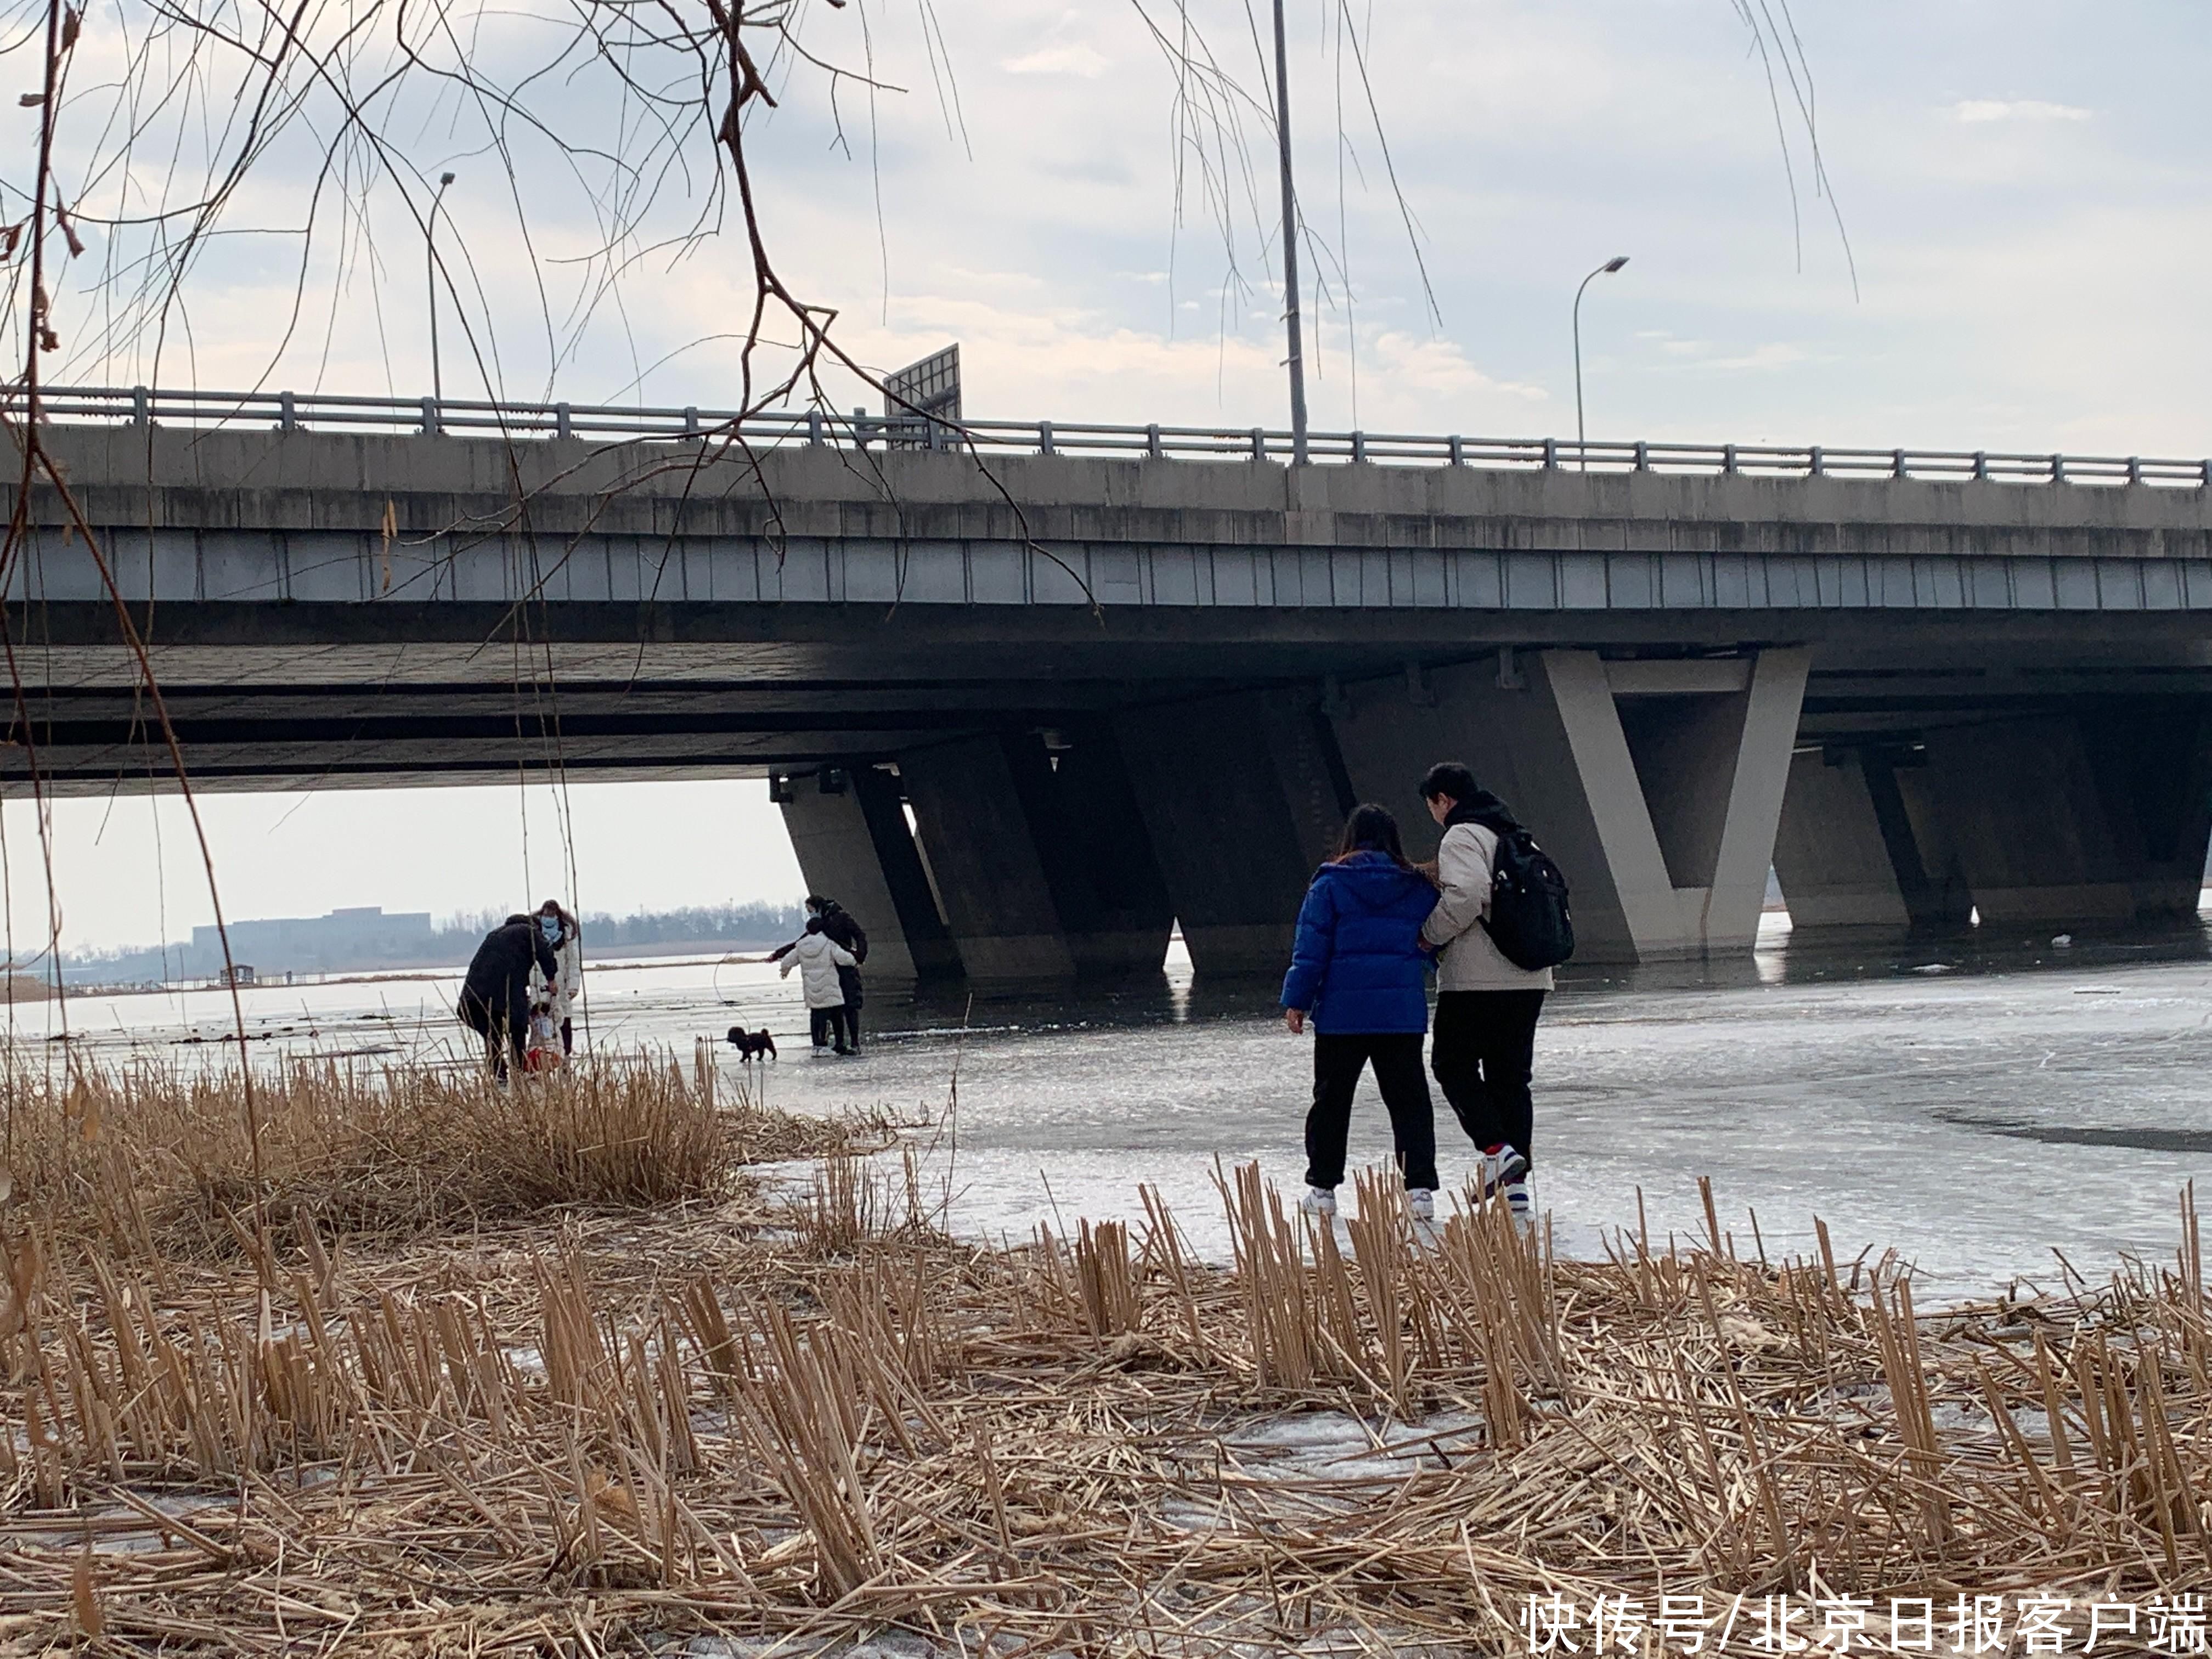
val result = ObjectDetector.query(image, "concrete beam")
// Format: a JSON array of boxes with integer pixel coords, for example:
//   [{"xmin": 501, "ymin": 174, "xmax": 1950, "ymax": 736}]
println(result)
[
  {"xmin": 1114, "ymin": 689, "xmax": 1349, "ymax": 975},
  {"xmin": 777, "ymin": 765, "xmax": 960, "ymax": 981},
  {"xmin": 1773, "ymin": 747, "xmax": 1971, "ymax": 930},
  {"xmin": 1920, "ymin": 718, "xmax": 2140, "ymax": 926},
  {"xmin": 1009, "ymin": 724, "xmax": 1175, "ymax": 976},
  {"xmin": 1907, "ymin": 703, "xmax": 2212, "ymax": 928},
  {"xmin": 1330, "ymin": 647, "xmax": 1809, "ymax": 962},
  {"xmin": 899, "ymin": 730, "xmax": 1175, "ymax": 980},
  {"xmin": 900, "ymin": 737, "xmax": 1080, "ymax": 980}
]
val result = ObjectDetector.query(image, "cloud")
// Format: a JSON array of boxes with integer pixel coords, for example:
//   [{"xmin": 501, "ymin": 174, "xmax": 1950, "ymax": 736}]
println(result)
[
  {"xmin": 1705, "ymin": 342, "xmax": 1810, "ymax": 373},
  {"xmin": 1001, "ymin": 43, "xmax": 1110, "ymax": 78},
  {"xmin": 1951, "ymin": 99, "xmax": 2090, "ymax": 124}
]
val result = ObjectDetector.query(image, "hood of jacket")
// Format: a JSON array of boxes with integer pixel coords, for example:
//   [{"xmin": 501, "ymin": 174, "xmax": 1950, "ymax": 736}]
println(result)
[
  {"xmin": 1444, "ymin": 789, "xmax": 1521, "ymax": 836},
  {"xmin": 1314, "ymin": 849, "xmax": 1436, "ymax": 911}
]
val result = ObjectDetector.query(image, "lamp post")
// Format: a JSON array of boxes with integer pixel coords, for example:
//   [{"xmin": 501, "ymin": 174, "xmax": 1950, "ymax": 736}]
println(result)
[
  {"xmin": 427, "ymin": 171, "xmax": 456, "ymax": 404},
  {"xmin": 1572, "ymin": 255, "xmax": 1628, "ymax": 471}
]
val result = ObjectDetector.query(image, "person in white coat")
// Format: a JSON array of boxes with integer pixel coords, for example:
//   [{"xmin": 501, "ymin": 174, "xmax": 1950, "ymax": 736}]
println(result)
[
  {"xmin": 1418, "ymin": 761, "xmax": 1553, "ymax": 1232},
  {"xmin": 530, "ymin": 900, "xmax": 584, "ymax": 1054},
  {"xmin": 779, "ymin": 917, "xmax": 857, "ymax": 1054}
]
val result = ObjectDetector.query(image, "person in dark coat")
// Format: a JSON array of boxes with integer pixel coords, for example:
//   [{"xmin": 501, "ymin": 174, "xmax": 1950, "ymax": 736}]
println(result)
[
  {"xmin": 458, "ymin": 913, "xmax": 560, "ymax": 1078},
  {"xmin": 1280, "ymin": 804, "xmax": 1442, "ymax": 1222},
  {"xmin": 769, "ymin": 895, "xmax": 871, "ymax": 1051}
]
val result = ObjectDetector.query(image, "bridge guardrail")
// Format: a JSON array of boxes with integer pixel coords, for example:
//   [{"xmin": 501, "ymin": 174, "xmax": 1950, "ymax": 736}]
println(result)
[{"xmin": 8, "ymin": 383, "xmax": 2208, "ymax": 489}]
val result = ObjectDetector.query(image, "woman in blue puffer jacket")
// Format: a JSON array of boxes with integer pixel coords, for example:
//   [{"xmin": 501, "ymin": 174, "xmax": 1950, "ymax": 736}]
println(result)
[{"xmin": 1280, "ymin": 803, "xmax": 1442, "ymax": 1221}]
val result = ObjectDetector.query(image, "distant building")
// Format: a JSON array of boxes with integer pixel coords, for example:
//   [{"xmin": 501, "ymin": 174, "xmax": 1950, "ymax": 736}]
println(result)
[
  {"xmin": 220, "ymin": 963, "xmax": 257, "ymax": 987},
  {"xmin": 187, "ymin": 905, "xmax": 437, "ymax": 977}
]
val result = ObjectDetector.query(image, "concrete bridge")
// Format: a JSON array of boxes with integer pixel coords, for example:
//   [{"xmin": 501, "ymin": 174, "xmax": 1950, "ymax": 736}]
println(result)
[{"xmin": 7, "ymin": 393, "xmax": 2212, "ymax": 977}]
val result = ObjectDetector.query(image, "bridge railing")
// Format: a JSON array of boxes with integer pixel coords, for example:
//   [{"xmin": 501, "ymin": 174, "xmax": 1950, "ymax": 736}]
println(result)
[{"xmin": 15, "ymin": 383, "xmax": 2211, "ymax": 489}]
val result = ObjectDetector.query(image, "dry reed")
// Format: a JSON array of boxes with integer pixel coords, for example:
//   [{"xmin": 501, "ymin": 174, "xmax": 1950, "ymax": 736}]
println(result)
[
  {"xmin": 0, "ymin": 1127, "xmax": 2207, "ymax": 1655},
  {"xmin": 1, "ymin": 1052, "xmax": 868, "ymax": 1254}
]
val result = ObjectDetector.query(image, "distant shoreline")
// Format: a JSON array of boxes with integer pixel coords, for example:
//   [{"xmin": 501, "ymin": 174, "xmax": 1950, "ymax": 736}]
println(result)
[{"xmin": 60, "ymin": 941, "xmax": 786, "ymax": 998}]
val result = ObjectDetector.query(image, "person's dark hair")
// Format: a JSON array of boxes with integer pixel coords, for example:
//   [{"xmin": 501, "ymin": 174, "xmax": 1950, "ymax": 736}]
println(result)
[
  {"xmin": 1419, "ymin": 761, "xmax": 1481, "ymax": 805},
  {"xmin": 503, "ymin": 913, "xmax": 531, "ymax": 927},
  {"xmin": 804, "ymin": 894, "xmax": 829, "ymax": 912},
  {"xmin": 1334, "ymin": 803, "xmax": 1413, "ymax": 868},
  {"xmin": 804, "ymin": 915, "xmax": 825, "ymax": 934}
]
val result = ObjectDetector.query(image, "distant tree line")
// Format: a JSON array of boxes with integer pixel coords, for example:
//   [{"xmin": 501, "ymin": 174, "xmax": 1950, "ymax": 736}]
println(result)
[
  {"xmin": 431, "ymin": 901, "xmax": 807, "ymax": 955},
  {"xmin": 57, "ymin": 899, "xmax": 808, "ymax": 986}
]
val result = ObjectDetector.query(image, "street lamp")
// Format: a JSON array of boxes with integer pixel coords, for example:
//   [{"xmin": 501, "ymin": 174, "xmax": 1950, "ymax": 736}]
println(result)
[
  {"xmin": 1572, "ymin": 255, "xmax": 1629, "ymax": 471},
  {"xmin": 427, "ymin": 171, "xmax": 456, "ymax": 404}
]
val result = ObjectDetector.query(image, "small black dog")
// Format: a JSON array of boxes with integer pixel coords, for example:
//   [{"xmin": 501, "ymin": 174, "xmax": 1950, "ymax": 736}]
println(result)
[{"xmin": 725, "ymin": 1026, "xmax": 777, "ymax": 1062}]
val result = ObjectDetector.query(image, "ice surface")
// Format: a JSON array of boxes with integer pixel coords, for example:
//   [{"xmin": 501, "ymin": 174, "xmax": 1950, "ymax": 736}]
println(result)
[{"xmin": 15, "ymin": 921, "xmax": 2212, "ymax": 1295}]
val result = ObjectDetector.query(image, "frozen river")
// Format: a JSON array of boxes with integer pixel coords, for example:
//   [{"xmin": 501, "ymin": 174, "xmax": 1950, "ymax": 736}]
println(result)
[{"xmin": 11, "ymin": 918, "xmax": 2211, "ymax": 1293}]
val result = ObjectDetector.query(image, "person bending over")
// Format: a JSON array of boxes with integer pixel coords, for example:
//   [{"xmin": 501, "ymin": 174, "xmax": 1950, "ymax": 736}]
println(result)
[
  {"xmin": 459, "ymin": 913, "xmax": 560, "ymax": 1079},
  {"xmin": 1280, "ymin": 804, "xmax": 1442, "ymax": 1222},
  {"xmin": 1418, "ymin": 761, "xmax": 1552, "ymax": 1233}
]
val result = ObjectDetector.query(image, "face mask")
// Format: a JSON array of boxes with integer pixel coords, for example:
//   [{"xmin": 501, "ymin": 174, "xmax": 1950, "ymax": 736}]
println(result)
[{"xmin": 540, "ymin": 918, "xmax": 561, "ymax": 942}]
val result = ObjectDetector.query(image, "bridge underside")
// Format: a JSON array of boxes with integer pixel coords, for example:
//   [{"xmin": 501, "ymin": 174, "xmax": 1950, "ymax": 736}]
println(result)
[{"xmin": 8, "ymin": 425, "xmax": 2212, "ymax": 971}]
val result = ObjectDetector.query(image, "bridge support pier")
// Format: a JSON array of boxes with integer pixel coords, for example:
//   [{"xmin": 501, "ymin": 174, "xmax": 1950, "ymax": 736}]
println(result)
[
  {"xmin": 777, "ymin": 764, "xmax": 961, "ymax": 980},
  {"xmin": 1113, "ymin": 690, "xmax": 1350, "ymax": 975},
  {"xmin": 1921, "ymin": 706, "xmax": 2212, "ymax": 928},
  {"xmin": 1773, "ymin": 747, "xmax": 1968, "ymax": 930},
  {"xmin": 1329, "ymin": 647, "xmax": 1810, "ymax": 962},
  {"xmin": 900, "ymin": 729, "xmax": 1174, "ymax": 980}
]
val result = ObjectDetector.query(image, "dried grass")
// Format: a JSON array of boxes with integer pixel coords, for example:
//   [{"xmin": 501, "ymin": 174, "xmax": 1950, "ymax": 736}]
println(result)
[
  {"xmin": 0, "ymin": 1052, "xmax": 868, "ymax": 1254},
  {"xmin": 0, "ymin": 1125, "xmax": 2207, "ymax": 1655}
]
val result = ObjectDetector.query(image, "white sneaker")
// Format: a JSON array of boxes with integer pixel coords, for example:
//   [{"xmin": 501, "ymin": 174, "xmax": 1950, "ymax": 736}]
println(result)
[
  {"xmin": 1503, "ymin": 1178, "xmax": 1537, "ymax": 1237},
  {"xmin": 1406, "ymin": 1189, "xmax": 1435, "ymax": 1223},
  {"xmin": 1474, "ymin": 1144, "xmax": 1531, "ymax": 1199},
  {"xmin": 811, "ymin": 1044, "xmax": 831, "ymax": 1058},
  {"xmin": 1300, "ymin": 1186, "xmax": 1338, "ymax": 1219}
]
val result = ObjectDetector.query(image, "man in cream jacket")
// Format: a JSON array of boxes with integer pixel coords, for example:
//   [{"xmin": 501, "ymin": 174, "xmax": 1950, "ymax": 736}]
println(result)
[{"xmin": 1417, "ymin": 761, "xmax": 1552, "ymax": 1231}]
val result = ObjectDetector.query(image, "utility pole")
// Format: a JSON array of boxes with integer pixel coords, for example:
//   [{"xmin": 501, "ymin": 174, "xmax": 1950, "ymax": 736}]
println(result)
[{"xmin": 1272, "ymin": 0, "xmax": 1308, "ymax": 465}]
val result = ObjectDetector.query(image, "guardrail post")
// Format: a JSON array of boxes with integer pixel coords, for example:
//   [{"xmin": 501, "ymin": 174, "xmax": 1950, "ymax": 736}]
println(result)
[
  {"xmin": 1808, "ymin": 445, "xmax": 1825, "ymax": 477},
  {"xmin": 1542, "ymin": 437, "xmax": 1558, "ymax": 470},
  {"xmin": 1633, "ymin": 441, "xmax": 1650, "ymax": 472},
  {"xmin": 421, "ymin": 396, "xmax": 440, "ymax": 436},
  {"xmin": 1892, "ymin": 448, "xmax": 1906, "ymax": 479},
  {"xmin": 131, "ymin": 385, "xmax": 150, "ymax": 425},
  {"xmin": 853, "ymin": 407, "xmax": 871, "ymax": 451},
  {"xmin": 555, "ymin": 402, "xmax": 572, "ymax": 440},
  {"xmin": 1973, "ymin": 451, "xmax": 1989, "ymax": 481},
  {"xmin": 1146, "ymin": 422, "xmax": 1164, "ymax": 459},
  {"xmin": 1039, "ymin": 420, "xmax": 1055, "ymax": 456},
  {"xmin": 807, "ymin": 408, "xmax": 824, "ymax": 447},
  {"xmin": 2128, "ymin": 455, "xmax": 2142, "ymax": 484},
  {"xmin": 2051, "ymin": 453, "xmax": 2066, "ymax": 483},
  {"xmin": 1352, "ymin": 431, "xmax": 1368, "ymax": 463},
  {"xmin": 1448, "ymin": 435, "xmax": 1464, "ymax": 465},
  {"xmin": 684, "ymin": 405, "xmax": 701, "ymax": 437},
  {"xmin": 2202, "ymin": 460, "xmax": 2210, "ymax": 489},
  {"xmin": 1722, "ymin": 443, "xmax": 1738, "ymax": 475},
  {"xmin": 1250, "ymin": 427, "xmax": 1266, "ymax": 462},
  {"xmin": 279, "ymin": 391, "xmax": 297, "ymax": 433}
]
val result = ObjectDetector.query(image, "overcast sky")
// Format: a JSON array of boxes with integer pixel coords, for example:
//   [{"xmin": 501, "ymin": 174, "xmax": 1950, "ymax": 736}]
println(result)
[{"xmin": 11, "ymin": 1, "xmax": 2209, "ymax": 953}]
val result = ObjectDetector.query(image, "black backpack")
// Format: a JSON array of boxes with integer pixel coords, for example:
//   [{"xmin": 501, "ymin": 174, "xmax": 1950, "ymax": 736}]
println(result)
[{"xmin": 1482, "ymin": 826, "xmax": 1575, "ymax": 971}]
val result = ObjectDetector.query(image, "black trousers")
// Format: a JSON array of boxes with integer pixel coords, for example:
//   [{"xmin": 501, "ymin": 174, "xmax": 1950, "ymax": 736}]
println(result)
[
  {"xmin": 809, "ymin": 1006, "xmax": 854, "ymax": 1051},
  {"xmin": 458, "ymin": 990, "xmax": 527, "ymax": 1076},
  {"xmin": 1431, "ymin": 989, "xmax": 1547, "ymax": 1168},
  {"xmin": 1304, "ymin": 1032, "xmax": 1440, "ymax": 1192},
  {"xmin": 836, "ymin": 966, "xmax": 864, "ymax": 1048}
]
